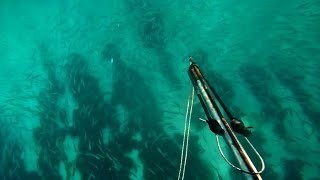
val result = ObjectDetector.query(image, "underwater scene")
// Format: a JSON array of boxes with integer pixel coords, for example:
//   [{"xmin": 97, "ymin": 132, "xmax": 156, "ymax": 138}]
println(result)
[{"xmin": 0, "ymin": 0, "xmax": 319, "ymax": 179}]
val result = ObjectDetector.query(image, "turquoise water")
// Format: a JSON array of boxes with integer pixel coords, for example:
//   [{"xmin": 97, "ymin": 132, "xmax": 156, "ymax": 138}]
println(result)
[{"xmin": 0, "ymin": 0, "xmax": 319, "ymax": 179}]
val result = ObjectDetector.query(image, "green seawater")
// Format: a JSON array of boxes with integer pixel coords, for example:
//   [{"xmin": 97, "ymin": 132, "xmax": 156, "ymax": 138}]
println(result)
[{"xmin": 0, "ymin": 0, "xmax": 319, "ymax": 179}]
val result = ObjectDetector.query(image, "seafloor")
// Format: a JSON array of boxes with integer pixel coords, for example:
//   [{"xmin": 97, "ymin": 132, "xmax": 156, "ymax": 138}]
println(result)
[{"xmin": 0, "ymin": 0, "xmax": 319, "ymax": 180}]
